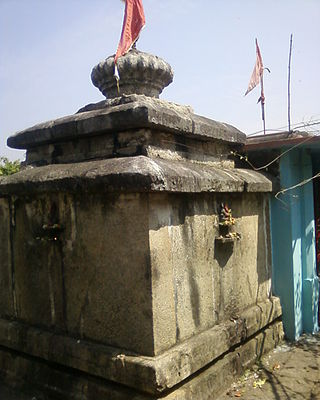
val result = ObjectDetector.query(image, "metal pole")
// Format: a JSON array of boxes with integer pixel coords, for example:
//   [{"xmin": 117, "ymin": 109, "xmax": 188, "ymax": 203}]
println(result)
[{"xmin": 260, "ymin": 73, "xmax": 266, "ymax": 135}]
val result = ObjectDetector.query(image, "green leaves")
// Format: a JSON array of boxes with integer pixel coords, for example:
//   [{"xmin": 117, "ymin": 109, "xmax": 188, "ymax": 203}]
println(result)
[{"xmin": 0, "ymin": 157, "xmax": 21, "ymax": 176}]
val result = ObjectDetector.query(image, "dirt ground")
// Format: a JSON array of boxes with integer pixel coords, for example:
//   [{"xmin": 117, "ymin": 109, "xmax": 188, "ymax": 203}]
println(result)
[
  {"xmin": 0, "ymin": 334, "xmax": 319, "ymax": 399},
  {"xmin": 218, "ymin": 333, "xmax": 320, "ymax": 400}
]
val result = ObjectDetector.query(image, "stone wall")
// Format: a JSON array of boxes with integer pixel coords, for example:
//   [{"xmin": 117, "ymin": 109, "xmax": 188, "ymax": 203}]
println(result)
[
  {"xmin": 149, "ymin": 192, "xmax": 272, "ymax": 354},
  {"xmin": 0, "ymin": 187, "xmax": 282, "ymax": 399},
  {"xmin": 0, "ymin": 190, "xmax": 277, "ymax": 350}
]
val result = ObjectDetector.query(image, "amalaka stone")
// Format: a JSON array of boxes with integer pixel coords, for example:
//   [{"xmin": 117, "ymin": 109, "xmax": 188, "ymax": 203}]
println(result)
[{"xmin": 91, "ymin": 49, "xmax": 174, "ymax": 99}]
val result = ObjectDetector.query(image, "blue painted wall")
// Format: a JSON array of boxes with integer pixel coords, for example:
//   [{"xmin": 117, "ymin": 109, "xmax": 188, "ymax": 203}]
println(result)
[{"xmin": 270, "ymin": 148, "xmax": 319, "ymax": 340}]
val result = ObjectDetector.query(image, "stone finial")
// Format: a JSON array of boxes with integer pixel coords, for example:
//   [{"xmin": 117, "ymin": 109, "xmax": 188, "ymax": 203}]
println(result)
[{"xmin": 91, "ymin": 49, "xmax": 174, "ymax": 99}]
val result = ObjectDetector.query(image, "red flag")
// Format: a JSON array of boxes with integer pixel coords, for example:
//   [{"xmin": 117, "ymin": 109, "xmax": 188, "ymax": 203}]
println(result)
[
  {"xmin": 245, "ymin": 39, "xmax": 264, "ymax": 96},
  {"xmin": 115, "ymin": 0, "xmax": 146, "ymax": 67}
]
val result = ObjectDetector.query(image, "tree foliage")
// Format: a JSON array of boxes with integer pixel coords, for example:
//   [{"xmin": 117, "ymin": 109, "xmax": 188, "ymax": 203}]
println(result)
[{"xmin": 0, "ymin": 157, "xmax": 21, "ymax": 176}]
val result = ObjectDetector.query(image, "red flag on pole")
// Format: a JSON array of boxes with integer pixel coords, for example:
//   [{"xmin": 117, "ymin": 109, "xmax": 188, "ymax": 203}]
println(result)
[
  {"xmin": 114, "ymin": 0, "xmax": 146, "ymax": 79},
  {"xmin": 245, "ymin": 39, "xmax": 264, "ymax": 97}
]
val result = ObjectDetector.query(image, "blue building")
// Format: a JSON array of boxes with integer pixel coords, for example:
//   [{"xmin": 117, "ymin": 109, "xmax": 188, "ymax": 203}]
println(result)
[{"xmin": 245, "ymin": 132, "xmax": 320, "ymax": 340}]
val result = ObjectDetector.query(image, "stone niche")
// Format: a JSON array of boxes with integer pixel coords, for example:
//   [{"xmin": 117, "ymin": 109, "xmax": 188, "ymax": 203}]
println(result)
[{"xmin": 0, "ymin": 50, "xmax": 283, "ymax": 399}]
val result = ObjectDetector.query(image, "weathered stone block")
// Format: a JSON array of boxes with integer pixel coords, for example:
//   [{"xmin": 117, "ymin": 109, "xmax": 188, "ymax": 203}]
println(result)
[
  {"xmin": 2, "ymin": 193, "xmax": 153, "ymax": 355},
  {"xmin": 62, "ymin": 193, "xmax": 153, "ymax": 354},
  {"xmin": 0, "ymin": 186, "xmax": 277, "ymax": 357},
  {"xmin": 149, "ymin": 192, "xmax": 273, "ymax": 354}
]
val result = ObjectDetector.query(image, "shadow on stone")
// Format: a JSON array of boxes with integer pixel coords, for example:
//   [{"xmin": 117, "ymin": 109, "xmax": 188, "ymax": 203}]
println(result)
[{"xmin": 214, "ymin": 241, "xmax": 234, "ymax": 268}]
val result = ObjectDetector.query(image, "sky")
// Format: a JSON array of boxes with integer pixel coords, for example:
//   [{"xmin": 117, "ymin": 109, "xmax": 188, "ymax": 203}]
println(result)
[{"xmin": 0, "ymin": 0, "xmax": 319, "ymax": 160}]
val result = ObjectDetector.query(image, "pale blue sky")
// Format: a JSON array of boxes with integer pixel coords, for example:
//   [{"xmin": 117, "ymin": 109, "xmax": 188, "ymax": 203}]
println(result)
[{"xmin": 0, "ymin": 0, "xmax": 319, "ymax": 160}]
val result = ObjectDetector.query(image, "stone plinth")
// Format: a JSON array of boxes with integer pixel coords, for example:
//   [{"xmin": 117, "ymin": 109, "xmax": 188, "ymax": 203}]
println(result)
[{"xmin": 0, "ymin": 50, "xmax": 283, "ymax": 399}]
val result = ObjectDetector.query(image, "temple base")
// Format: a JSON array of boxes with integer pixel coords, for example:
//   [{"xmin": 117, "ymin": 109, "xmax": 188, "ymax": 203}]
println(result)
[{"xmin": 0, "ymin": 320, "xmax": 283, "ymax": 400}]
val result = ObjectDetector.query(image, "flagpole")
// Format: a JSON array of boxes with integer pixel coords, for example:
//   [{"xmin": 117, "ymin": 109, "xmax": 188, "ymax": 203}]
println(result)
[
  {"xmin": 245, "ymin": 39, "xmax": 267, "ymax": 135},
  {"xmin": 260, "ymin": 73, "xmax": 266, "ymax": 135},
  {"xmin": 287, "ymin": 33, "xmax": 293, "ymax": 134}
]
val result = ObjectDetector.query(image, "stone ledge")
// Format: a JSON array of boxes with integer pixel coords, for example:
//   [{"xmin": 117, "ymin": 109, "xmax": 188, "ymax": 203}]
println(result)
[
  {"xmin": 0, "ymin": 297, "xmax": 281, "ymax": 395},
  {"xmin": 162, "ymin": 322, "xmax": 284, "ymax": 400},
  {"xmin": 0, "ymin": 156, "xmax": 274, "ymax": 195},
  {"xmin": 7, "ymin": 97, "xmax": 245, "ymax": 150},
  {"xmin": 0, "ymin": 321, "xmax": 283, "ymax": 400}
]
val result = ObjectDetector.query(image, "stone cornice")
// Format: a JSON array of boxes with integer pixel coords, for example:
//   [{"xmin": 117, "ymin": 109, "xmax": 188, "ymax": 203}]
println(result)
[
  {"xmin": 0, "ymin": 156, "xmax": 274, "ymax": 195},
  {"xmin": 7, "ymin": 96, "xmax": 245, "ymax": 151}
]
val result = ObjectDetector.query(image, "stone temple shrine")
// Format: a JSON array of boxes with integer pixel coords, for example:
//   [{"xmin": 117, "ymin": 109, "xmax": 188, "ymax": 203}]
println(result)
[{"xmin": 0, "ymin": 48, "xmax": 283, "ymax": 398}]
